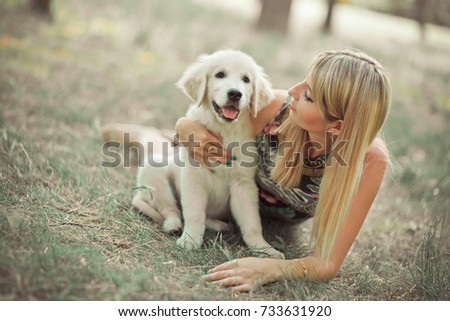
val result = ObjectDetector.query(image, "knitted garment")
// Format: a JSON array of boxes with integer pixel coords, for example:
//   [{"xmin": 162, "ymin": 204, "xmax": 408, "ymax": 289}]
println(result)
[{"xmin": 255, "ymin": 102, "xmax": 326, "ymax": 221}]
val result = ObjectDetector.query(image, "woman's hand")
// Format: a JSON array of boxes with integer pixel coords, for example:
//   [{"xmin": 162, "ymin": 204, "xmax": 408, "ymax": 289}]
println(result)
[
  {"xmin": 202, "ymin": 257, "xmax": 290, "ymax": 292},
  {"xmin": 175, "ymin": 117, "xmax": 231, "ymax": 168}
]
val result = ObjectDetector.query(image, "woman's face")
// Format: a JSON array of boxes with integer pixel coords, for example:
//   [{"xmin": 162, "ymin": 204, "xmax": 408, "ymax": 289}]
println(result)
[{"xmin": 287, "ymin": 78, "xmax": 337, "ymax": 135}]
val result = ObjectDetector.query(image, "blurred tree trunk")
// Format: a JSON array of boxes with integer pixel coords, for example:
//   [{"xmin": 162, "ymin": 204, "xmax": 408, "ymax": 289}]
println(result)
[
  {"xmin": 257, "ymin": 0, "xmax": 293, "ymax": 33},
  {"xmin": 415, "ymin": 0, "xmax": 427, "ymax": 41},
  {"xmin": 323, "ymin": 0, "xmax": 336, "ymax": 33},
  {"xmin": 30, "ymin": 0, "xmax": 52, "ymax": 17}
]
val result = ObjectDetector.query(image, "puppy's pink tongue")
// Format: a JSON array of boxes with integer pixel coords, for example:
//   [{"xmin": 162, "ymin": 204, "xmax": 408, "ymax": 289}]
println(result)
[{"xmin": 222, "ymin": 106, "xmax": 239, "ymax": 119}]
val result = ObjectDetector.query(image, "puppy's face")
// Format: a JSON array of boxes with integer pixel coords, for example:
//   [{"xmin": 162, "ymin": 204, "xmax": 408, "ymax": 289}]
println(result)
[
  {"xmin": 177, "ymin": 50, "xmax": 274, "ymax": 122},
  {"xmin": 206, "ymin": 54, "xmax": 255, "ymax": 123}
]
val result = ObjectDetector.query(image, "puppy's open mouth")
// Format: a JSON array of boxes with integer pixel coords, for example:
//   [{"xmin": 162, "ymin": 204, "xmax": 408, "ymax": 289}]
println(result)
[{"xmin": 212, "ymin": 100, "xmax": 240, "ymax": 122}]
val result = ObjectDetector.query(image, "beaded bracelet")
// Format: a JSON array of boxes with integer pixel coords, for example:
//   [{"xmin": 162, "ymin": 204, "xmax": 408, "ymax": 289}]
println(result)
[{"xmin": 299, "ymin": 261, "xmax": 308, "ymax": 278}]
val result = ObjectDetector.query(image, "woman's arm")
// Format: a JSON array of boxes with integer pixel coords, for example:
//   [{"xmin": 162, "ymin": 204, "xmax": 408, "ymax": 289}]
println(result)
[
  {"xmin": 174, "ymin": 89, "xmax": 288, "ymax": 164},
  {"xmin": 203, "ymin": 139, "xmax": 389, "ymax": 291},
  {"xmin": 317, "ymin": 137, "xmax": 389, "ymax": 278}
]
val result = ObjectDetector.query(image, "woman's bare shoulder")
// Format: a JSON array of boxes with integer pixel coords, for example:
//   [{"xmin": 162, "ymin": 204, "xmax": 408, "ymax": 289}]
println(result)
[
  {"xmin": 365, "ymin": 137, "xmax": 389, "ymax": 164},
  {"xmin": 252, "ymin": 89, "xmax": 288, "ymax": 136}
]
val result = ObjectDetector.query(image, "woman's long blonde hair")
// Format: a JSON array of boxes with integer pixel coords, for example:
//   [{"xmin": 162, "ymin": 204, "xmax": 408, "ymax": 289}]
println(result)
[{"xmin": 271, "ymin": 49, "xmax": 392, "ymax": 261}]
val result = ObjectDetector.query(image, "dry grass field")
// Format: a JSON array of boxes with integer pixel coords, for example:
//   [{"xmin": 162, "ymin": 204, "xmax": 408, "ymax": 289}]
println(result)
[{"xmin": 0, "ymin": 0, "xmax": 449, "ymax": 300}]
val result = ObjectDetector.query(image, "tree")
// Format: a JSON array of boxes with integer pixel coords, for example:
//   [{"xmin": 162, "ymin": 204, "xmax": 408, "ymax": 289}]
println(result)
[
  {"xmin": 256, "ymin": 0, "xmax": 293, "ymax": 34},
  {"xmin": 323, "ymin": 0, "xmax": 337, "ymax": 33},
  {"xmin": 30, "ymin": 0, "xmax": 52, "ymax": 17},
  {"xmin": 414, "ymin": 0, "xmax": 427, "ymax": 41}
]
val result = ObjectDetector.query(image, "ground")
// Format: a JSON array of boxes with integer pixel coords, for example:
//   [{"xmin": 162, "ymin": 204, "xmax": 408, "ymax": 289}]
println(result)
[{"xmin": 0, "ymin": 0, "xmax": 449, "ymax": 300}]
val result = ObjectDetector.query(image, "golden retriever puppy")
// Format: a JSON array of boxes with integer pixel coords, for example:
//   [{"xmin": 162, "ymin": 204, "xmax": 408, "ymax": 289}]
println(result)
[{"xmin": 133, "ymin": 50, "xmax": 283, "ymax": 258}]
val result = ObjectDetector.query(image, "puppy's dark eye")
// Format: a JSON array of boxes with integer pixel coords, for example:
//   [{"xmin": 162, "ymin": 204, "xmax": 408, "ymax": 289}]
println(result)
[
  {"xmin": 215, "ymin": 71, "xmax": 225, "ymax": 79},
  {"xmin": 243, "ymin": 76, "xmax": 250, "ymax": 83}
]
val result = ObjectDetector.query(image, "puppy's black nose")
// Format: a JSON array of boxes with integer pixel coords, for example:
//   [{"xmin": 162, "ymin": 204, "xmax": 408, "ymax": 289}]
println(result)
[{"xmin": 227, "ymin": 89, "xmax": 242, "ymax": 102}]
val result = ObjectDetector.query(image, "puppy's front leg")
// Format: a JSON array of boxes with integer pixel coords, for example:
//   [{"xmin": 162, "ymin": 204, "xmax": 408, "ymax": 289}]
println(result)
[
  {"xmin": 176, "ymin": 178, "xmax": 208, "ymax": 251},
  {"xmin": 229, "ymin": 180, "xmax": 284, "ymax": 259}
]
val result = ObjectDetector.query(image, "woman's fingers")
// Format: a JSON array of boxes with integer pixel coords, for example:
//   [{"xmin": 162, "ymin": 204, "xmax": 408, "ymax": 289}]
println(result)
[
  {"xmin": 203, "ymin": 141, "xmax": 226, "ymax": 160},
  {"xmin": 203, "ymin": 268, "xmax": 237, "ymax": 282},
  {"xmin": 204, "ymin": 131, "xmax": 234, "ymax": 161},
  {"xmin": 188, "ymin": 138, "xmax": 226, "ymax": 165},
  {"xmin": 187, "ymin": 129, "xmax": 233, "ymax": 164},
  {"xmin": 204, "ymin": 272, "xmax": 255, "ymax": 293},
  {"xmin": 213, "ymin": 276, "xmax": 244, "ymax": 287},
  {"xmin": 231, "ymin": 284, "xmax": 253, "ymax": 293},
  {"xmin": 207, "ymin": 259, "xmax": 238, "ymax": 274}
]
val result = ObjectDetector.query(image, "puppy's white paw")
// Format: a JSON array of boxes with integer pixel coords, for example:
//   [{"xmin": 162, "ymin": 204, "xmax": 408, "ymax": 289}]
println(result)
[
  {"xmin": 253, "ymin": 247, "xmax": 285, "ymax": 259},
  {"xmin": 163, "ymin": 217, "xmax": 183, "ymax": 235},
  {"xmin": 268, "ymin": 248, "xmax": 285, "ymax": 259},
  {"xmin": 176, "ymin": 232, "xmax": 202, "ymax": 251}
]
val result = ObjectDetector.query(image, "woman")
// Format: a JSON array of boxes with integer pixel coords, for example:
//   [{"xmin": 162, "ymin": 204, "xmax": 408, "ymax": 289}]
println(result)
[{"xmin": 175, "ymin": 49, "xmax": 391, "ymax": 292}]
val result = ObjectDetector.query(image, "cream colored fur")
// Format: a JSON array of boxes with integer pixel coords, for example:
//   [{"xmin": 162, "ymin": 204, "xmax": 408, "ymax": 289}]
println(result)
[{"xmin": 132, "ymin": 50, "xmax": 283, "ymax": 258}]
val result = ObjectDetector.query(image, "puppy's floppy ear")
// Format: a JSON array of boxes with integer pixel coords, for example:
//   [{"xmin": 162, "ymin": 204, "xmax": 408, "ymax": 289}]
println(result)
[
  {"xmin": 176, "ymin": 54, "xmax": 209, "ymax": 106},
  {"xmin": 251, "ymin": 66, "xmax": 274, "ymax": 118}
]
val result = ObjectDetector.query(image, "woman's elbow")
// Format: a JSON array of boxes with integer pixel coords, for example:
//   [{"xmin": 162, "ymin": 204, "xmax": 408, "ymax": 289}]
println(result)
[
  {"xmin": 314, "ymin": 260, "xmax": 339, "ymax": 282},
  {"xmin": 317, "ymin": 269, "xmax": 337, "ymax": 282}
]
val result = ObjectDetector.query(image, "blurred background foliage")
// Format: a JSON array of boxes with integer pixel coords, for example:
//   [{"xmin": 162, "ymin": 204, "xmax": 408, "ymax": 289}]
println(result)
[
  {"xmin": 351, "ymin": 0, "xmax": 450, "ymax": 28},
  {"xmin": 28, "ymin": 0, "xmax": 450, "ymax": 37}
]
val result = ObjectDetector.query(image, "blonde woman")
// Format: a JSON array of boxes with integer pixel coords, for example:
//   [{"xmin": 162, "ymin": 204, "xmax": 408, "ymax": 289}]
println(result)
[{"xmin": 174, "ymin": 49, "xmax": 391, "ymax": 292}]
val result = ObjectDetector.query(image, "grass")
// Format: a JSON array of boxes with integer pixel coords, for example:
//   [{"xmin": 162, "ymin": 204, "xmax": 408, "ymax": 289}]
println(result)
[
  {"xmin": 1, "ymin": 0, "xmax": 449, "ymax": 300},
  {"xmin": 408, "ymin": 220, "xmax": 449, "ymax": 300}
]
